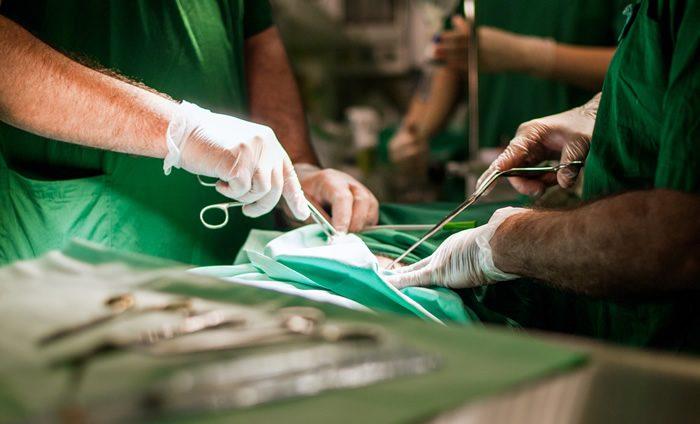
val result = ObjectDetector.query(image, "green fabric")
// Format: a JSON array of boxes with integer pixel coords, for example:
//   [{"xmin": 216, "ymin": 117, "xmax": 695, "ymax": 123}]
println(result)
[
  {"xmin": 0, "ymin": 1, "xmax": 275, "ymax": 266},
  {"xmin": 198, "ymin": 225, "xmax": 472, "ymax": 323},
  {"xmin": 0, "ymin": 241, "xmax": 586, "ymax": 423},
  {"xmin": 584, "ymin": 0, "xmax": 700, "ymax": 198},
  {"xmin": 565, "ymin": 0, "xmax": 700, "ymax": 353},
  {"xmin": 391, "ymin": 202, "xmax": 700, "ymax": 353},
  {"xmin": 446, "ymin": 0, "xmax": 627, "ymax": 150}
]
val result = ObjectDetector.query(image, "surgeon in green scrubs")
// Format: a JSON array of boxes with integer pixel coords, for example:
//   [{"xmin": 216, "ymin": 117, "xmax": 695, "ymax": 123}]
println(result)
[
  {"xmin": 0, "ymin": 1, "xmax": 379, "ymax": 266},
  {"xmin": 389, "ymin": 0, "xmax": 625, "ymax": 189},
  {"xmin": 389, "ymin": 0, "xmax": 700, "ymax": 352}
]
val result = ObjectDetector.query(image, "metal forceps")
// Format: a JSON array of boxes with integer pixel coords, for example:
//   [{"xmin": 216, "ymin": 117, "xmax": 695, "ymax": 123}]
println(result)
[
  {"xmin": 388, "ymin": 161, "xmax": 584, "ymax": 268},
  {"xmin": 197, "ymin": 176, "xmax": 339, "ymax": 239}
]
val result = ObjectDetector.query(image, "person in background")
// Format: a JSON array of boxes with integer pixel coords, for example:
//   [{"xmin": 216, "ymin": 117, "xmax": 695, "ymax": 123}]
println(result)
[
  {"xmin": 0, "ymin": 0, "xmax": 379, "ymax": 266},
  {"xmin": 389, "ymin": 0, "xmax": 625, "ymax": 191},
  {"xmin": 389, "ymin": 0, "xmax": 700, "ymax": 353}
]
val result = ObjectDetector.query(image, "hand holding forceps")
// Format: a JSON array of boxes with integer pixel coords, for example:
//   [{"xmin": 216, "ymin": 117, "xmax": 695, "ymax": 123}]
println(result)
[
  {"xmin": 197, "ymin": 176, "xmax": 338, "ymax": 239},
  {"xmin": 388, "ymin": 161, "xmax": 584, "ymax": 268}
]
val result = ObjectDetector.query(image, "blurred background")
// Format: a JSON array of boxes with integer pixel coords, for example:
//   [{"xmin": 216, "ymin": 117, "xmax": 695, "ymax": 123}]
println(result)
[{"xmin": 270, "ymin": 0, "xmax": 474, "ymax": 204}]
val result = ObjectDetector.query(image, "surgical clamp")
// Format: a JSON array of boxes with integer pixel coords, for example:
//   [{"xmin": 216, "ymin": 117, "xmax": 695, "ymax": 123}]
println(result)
[
  {"xmin": 387, "ymin": 161, "xmax": 584, "ymax": 268},
  {"xmin": 198, "ymin": 176, "xmax": 339, "ymax": 239}
]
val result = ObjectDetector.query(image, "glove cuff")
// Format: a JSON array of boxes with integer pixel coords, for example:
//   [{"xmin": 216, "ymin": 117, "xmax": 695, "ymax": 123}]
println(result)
[
  {"xmin": 475, "ymin": 207, "xmax": 528, "ymax": 282},
  {"xmin": 163, "ymin": 100, "xmax": 208, "ymax": 175}
]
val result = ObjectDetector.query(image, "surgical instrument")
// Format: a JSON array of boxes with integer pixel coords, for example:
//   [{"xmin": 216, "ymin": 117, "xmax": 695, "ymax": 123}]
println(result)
[
  {"xmin": 388, "ymin": 161, "xmax": 585, "ymax": 268},
  {"xmin": 197, "ymin": 175, "xmax": 338, "ymax": 238},
  {"xmin": 361, "ymin": 221, "xmax": 475, "ymax": 232},
  {"xmin": 39, "ymin": 294, "xmax": 194, "ymax": 346}
]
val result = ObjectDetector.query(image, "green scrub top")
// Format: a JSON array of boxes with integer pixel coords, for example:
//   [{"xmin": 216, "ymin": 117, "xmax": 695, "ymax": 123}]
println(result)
[
  {"xmin": 448, "ymin": 0, "xmax": 627, "ymax": 149},
  {"xmin": 551, "ymin": 0, "xmax": 700, "ymax": 352},
  {"xmin": 0, "ymin": 0, "xmax": 276, "ymax": 266}
]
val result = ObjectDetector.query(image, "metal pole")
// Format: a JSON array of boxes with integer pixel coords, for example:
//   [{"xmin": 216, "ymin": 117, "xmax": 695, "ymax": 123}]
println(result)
[{"xmin": 463, "ymin": 0, "xmax": 478, "ymax": 195}]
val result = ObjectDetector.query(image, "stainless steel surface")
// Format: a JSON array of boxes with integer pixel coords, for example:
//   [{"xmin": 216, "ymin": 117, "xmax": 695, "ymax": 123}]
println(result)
[
  {"xmin": 464, "ymin": 0, "xmax": 479, "ymax": 195},
  {"xmin": 388, "ymin": 161, "xmax": 584, "ymax": 267},
  {"xmin": 147, "ymin": 343, "xmax": 440, "ymax": 415}
]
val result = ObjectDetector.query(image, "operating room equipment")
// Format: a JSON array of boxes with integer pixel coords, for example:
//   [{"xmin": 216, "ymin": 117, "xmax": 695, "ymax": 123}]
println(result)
[
  {"xmin": 197, "ymin": 175, "xmax": 338, "ymax": 238},
  {"xmin": 388, "ymin": 160, "xmax": 585, "ymax": 267},
  {"xmin": 54, "ymin": 309, "xmax": 249, "ymax": 367},
  {"xmin": 464, "ymin": 0, "xmax": 479, "ymax": 194},
  {"xmin": 39, "ymin": 294, "xmax": 194, "ymax": 346},
  {"xmin": 144, "ymin": 341, "xmax": 439, "ymax": 415}
]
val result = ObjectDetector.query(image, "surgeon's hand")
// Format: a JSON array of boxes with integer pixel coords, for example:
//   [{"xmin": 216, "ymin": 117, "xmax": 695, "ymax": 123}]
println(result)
[
  {"xmin": 295, "ymin": 164, "xmax": 379, "ymax": 233},
  {"xmin": 164, "ymin": 101, "xmax": 309, "ymax": 220},
  {"xmin": 388, "ymin": 123, "xmax": 428, "ymax": 164},
  {"xmin": 386, "ymin": 207, "xmax": 527, "ymax": 289},
  {"xmin": 434, "ymin": 16, "xmax": 556, "ymax": 76},
  {"xmin": 477, "ymin": 94, "xmax": 601, "ymax": 196}
]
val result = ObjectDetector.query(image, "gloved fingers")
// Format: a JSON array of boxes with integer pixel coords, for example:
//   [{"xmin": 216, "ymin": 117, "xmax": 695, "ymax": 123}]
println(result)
[
  {"xmin": 236, "ymin": 165, "xmax": 274, "ymax": 204},
  {"xmin": 506, "ymin": 176, "xmax": 548, "ymax": 197},
  {"xmin": 557, "ymin": 135, "xmax": 590, "ymax": 188},
  {"xmin": 241, "ymin": 167, "xmax": 283, "ymax": 218},
  {"xmin": 385, "ymin": 264, "xmax": 434, "ymax": 289},
  {"xmin": 280, "ymin": 157, "xmax": 310, "ymax": 221},
  {"xmin": 220, "ymin": 143, "xmax": 254, "ymax": 199},
  {"xmin": 389, "ymin": 255, "xmax": 431, "ymax": 275},
  {"xmin": 347, "ymin": 184, "xmax": 379, "ymax": 233}
]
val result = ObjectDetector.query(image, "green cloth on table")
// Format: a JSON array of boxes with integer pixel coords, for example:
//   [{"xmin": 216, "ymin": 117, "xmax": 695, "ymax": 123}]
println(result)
[
  {"xmin": 0, "ymin": 240, "xmax": 586, "ymax": 423},
  {"xmin": 197, "ymin": 225, "xmax": 472, "ymax": 324},
  {"xmin": 0, "ymin": 0, "xmax": 275, "ymax": 266}
]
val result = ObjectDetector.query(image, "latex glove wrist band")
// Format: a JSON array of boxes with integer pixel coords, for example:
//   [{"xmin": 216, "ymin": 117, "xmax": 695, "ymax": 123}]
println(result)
[{"xmin": 164, "ymin": 100, "xmax": 205, "ymax": 175}]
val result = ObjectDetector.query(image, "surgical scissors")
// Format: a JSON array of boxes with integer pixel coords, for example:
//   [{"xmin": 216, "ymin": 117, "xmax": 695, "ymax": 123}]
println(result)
[
  {"xmin": 387, "ymin": 161, "xmax": 584, "ymax": 268},
  {"xmin": 197, "ymin": 176, "xmax": 339, "ymax": 239}
]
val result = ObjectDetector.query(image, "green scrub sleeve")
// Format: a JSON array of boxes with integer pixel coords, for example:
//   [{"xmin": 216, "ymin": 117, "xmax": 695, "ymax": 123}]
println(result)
[
  {"xmin": 243, "ymin": 0, "xmax": 274, "ymax": 38},
  {"xmin": 654, "ymin": 0, "xmax": 700, "ymax": 194}
]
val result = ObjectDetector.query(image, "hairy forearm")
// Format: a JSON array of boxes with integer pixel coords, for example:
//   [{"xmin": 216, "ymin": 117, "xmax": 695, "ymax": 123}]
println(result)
[
  {"xmin": 492, "ymin": 190, "xmax": 700, "ymax": 296},
  {"xmin": 245, "ymin": 27, "xmax": 318, "ymax": 165},
  {"xmin": 549, "ymin": 45, "xmax": 615, "ymax": 91},
  {"xmin": 414, "ymin": 67, "xmax": 461, "ymax": 140},
  {"xmin": 0, "ymin": 15, "xmax": 176, "ymax": 158}
]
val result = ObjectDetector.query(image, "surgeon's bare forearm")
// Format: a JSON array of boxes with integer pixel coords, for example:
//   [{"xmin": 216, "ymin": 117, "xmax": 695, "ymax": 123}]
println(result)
[
  {"xmin": 413, "ymin": 67, "xmax": 461, "ymax": 140},
  {"xmin": 245, "ymin": 27, "xmax": 318, "ymax": 165},
  {"xmin": 0, "ymin": 15, "xmax": 176, "ymax": 158},
  {"xmin": 549, "ymin": 45, "xmax": 615, "ymax": 91},
  {"xmin": 492, "ymin": 190, "xmax": 700, "ymax": 296}
]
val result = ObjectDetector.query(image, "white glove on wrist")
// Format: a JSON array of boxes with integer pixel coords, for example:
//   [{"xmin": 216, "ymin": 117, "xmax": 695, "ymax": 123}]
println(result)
[
  {"xmin": 386, "ymin": 207, "xmax": 527, "ymax": 289},
  {"xmin": 164, "ymin": 101, "xmax": 310, "ymax": 220}
]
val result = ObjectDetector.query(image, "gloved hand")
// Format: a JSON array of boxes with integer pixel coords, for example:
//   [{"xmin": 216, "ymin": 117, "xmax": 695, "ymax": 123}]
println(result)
[
  {"xmin": 434, "ymin": 16, "xmax": 556, "ymax": 77},
  {"xmin": 388, "ymin": 123, "xmax": 428, "ymax": 164},
  {"xmin": 295, "ymin": 163, "xmax": 379, "ymax": 233},
  {"xmin": 164, "ymin": 101, "xmax": 309, "ymax": 220},
  {"xmin": 386, "ymin": 207, "xmax": 527, "ymax": 289},
  {"xmin": 477, "ymin": 94, "xmax": 601, "ymax": 196}
]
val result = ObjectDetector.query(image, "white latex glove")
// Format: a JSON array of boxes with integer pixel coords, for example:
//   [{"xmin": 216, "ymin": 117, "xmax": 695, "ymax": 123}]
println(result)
[
  {"xmin": 164, "ymin": 101, "xmax": 309, "ymax": 220},
  {"xmin": 435, "ymin": 16, "xmax": 556, "ymax": 76},
  {"xmin": 295, "ymin": 163, "xmax": 379, "ymax": 233},
  {"xmin": 477, "ymin": 93, "xmax": 601, "ymax": 197},
  {"xmin": 386, "ymin": 207, "xmax": 527, "ymax": 289}
]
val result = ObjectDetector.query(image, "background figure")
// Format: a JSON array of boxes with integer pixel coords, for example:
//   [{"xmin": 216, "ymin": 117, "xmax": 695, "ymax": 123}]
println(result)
[{"xmin": 389, "ymin": 0, "xmax": 626, "ymax": 200}]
